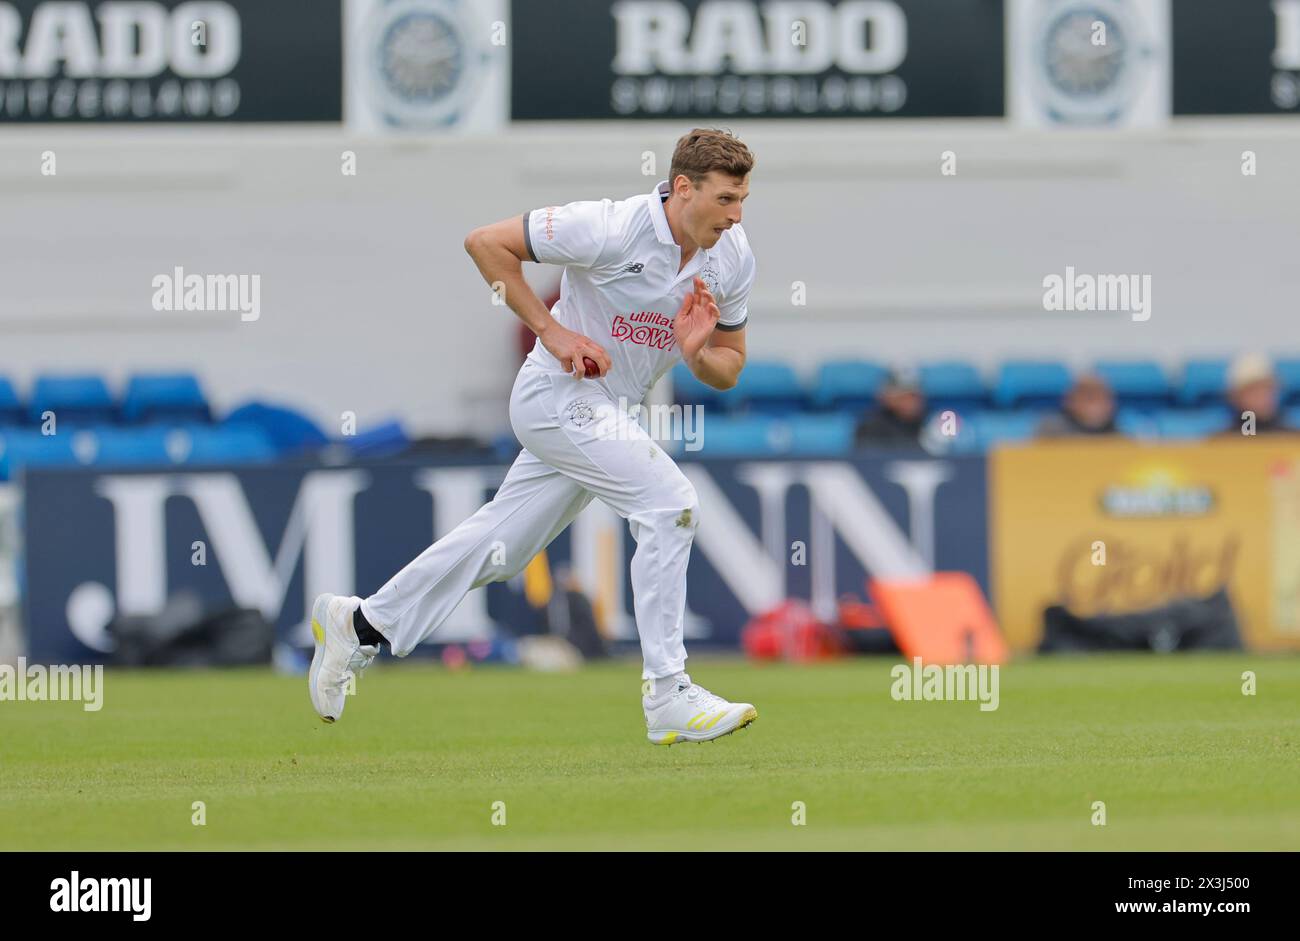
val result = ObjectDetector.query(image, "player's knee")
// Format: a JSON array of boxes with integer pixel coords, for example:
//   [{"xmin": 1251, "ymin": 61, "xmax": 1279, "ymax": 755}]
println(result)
[
  {"xmin": 670, "ymin": 503, "xmax": 699, "ymax": 535},
  {"xmin": 632, "ymin": 474, "xmax": 699, "ymax": 535},
  {"xmin": 667, "ymin": 481, "xmax": 700, "ymax": 534}
]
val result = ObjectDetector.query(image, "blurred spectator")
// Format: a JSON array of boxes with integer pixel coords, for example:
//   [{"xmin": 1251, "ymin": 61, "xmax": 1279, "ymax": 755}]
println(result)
[
  {"xmin": 1038, "ymin": 373, "xmax": 1118, "ymax": 436},
  {"xmin": 855, "ymin": 370, "xmax": 926, "ymax": 446},
  {"xmin": 1224, "ymin": 353, "xmax": 1289, "ymax": 434}
]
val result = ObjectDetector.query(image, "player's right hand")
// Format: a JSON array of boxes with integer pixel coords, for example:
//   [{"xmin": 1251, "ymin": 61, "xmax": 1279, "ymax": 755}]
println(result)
[{"xmin": 541, "ymin": 324, "xmax": 611, "ymax": 378}]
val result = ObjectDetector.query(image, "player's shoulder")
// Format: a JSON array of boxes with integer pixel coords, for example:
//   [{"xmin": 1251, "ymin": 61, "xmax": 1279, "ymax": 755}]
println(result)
[
  {"xmin": 558, "ymin": 189, "xmax": 651, "ymax": 237},
  {"xmin": 543, "ymin": 193, "xmax": 641, "ymax": 255},
  {"xmin": 608, "ymin": 189, "xmax": 657, "ymax": 232},
  {"xmin": 721, "ymin": 221, "xmax": 754, "ymax": 256},
  {"xmin": 715, "ymin": 223, "xmax": 756, "ymax": 277},
  {"xmin": 587, "ymin": 189, "xmax": 660, "ymax": 259}
]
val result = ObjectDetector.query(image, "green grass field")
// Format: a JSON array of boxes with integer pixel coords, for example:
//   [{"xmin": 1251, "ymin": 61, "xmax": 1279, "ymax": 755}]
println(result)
[{"xmin": 1, "ymin": 654, "xmax": 1297, "ymax": 850}]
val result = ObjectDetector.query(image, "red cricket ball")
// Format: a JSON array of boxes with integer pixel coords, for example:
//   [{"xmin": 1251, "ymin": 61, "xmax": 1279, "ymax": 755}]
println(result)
[{"xmin": 583, "ymin": 357, "xmax": 600, "ymax": 378}]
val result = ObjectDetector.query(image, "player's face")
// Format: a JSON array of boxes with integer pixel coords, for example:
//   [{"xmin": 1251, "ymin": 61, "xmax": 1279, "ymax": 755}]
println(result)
[
  {"xmin": 1067, "ymin": 382, "xmax": 1116, "ymax": 428},
  {"xmin": 1232, "ymin": 378, "xmax": 1279, "ymax": 420},
  {"xmin": 685, "ymin": 171, "xmax": 749, "ymax": 248}
]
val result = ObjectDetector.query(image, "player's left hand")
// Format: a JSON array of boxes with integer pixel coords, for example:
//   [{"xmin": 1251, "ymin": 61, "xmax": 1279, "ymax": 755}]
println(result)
[{"xmin": 673, "ymin": 276, "xmax": 720, "ymax": 364}]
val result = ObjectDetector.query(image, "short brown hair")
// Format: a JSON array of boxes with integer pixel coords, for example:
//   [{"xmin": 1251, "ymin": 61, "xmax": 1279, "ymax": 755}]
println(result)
[{"xmin": 669, "ymin": 127, "xmax": 755, "ymax": 189}]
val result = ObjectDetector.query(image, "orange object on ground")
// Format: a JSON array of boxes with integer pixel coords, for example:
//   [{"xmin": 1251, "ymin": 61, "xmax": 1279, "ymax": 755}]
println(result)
[{"xmin": 869, "ymin": 573, "xmax": 1008, "ymax": 665}]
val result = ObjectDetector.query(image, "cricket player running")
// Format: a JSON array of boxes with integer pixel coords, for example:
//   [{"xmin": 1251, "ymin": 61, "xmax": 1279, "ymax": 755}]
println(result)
[{"xmin": 310, "ymin": 128, "xmax": 758, "ymax": 745}]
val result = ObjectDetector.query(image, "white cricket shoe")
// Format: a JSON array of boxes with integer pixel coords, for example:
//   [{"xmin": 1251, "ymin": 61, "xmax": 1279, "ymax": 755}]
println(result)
[
  {"xmin": 644, "ymin": 673, "xmax": 758, "ymax": 745},
  {"xmin": 308, "ymin": 593, "xmax": 378, "ymax": 723}
]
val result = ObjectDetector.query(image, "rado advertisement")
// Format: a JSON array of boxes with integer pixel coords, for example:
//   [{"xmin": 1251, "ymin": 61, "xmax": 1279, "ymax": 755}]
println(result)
[
  {"xmin": 0, "ymin": 0, "xmax": 342, "ymax": 122},
  {"xmin": 510, "ymin": 0, "xmax": 1006, "ymax": 120},
  {"xmin": 1173, "ymin": 0, "xmax": 1300, "ymax": 114}
]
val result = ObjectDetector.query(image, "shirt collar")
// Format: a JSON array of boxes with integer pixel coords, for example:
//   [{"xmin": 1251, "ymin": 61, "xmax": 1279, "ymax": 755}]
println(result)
[{"xmin": 649, "ymin": 179, "xmax": 677, "ymax": 247}]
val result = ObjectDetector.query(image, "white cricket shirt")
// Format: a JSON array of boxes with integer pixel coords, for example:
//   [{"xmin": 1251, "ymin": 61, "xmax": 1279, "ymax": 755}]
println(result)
[{"xmin": 523, "ymin": 179, "xmax": 756, "ymax": 406}]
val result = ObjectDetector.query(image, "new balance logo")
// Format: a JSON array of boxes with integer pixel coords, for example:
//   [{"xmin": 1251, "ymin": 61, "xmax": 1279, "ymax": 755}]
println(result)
[{"xmin": 621, "ymin": 262, "xmax": 645, "ymax": 273}]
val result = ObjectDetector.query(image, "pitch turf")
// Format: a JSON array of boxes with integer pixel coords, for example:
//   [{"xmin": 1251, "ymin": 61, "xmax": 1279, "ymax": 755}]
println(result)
[{"xmin": 0, "ymin": 654, "xmax": 1296, "ymax": 851}]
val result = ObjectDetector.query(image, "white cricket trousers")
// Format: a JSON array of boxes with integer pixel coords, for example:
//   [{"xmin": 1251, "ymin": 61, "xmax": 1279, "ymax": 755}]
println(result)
[{"xmin": 360, "ymin": 359, "xmax": 700, "ymax": 679}]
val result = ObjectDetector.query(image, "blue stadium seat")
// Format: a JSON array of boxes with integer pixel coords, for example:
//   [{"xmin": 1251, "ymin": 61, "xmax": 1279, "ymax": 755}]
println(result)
[
  {"xmin": 489, "ymin": 432, "xmax": 521, "ymax": 462},
  {"xmin": 1153, "ymin": 407, "xmax": 1230, "ymax": 439},
  {"xmin": 1273, "ymin": 359, "xmax": 1300, "ymax": 406},
  {"xmin": 919, "ymin": 361, "xmax": 986, "ymax": 413},
  {"xmin": 121, "ymin": 373, "xmax": 211, "ymax": 424},
  {"xmin": 1178, "ymin": 360, "xmax": 1229, "ymax": 406},
  {"xmin": 175, "ymin": 424, "xmax": 278, "ymax": 465},
  {"xmin": 810, "ymin": 360, "xmax": 890, "ymax": 412},
  {"xmin": 731, "ymin": 361, "xmax": 806, "ymax": 414},
  {"xmin": 0, "ymin": 377, "xmax": 22, "ymax": 424},
  {"xmin": 787, "ymin": 414, "xmax": 855, "ymax": 455},
  {"xmin": 1093, "ymin": 360, "xmax": 1169, "ymax": 408},
  {"xmin": 89, "ymin": 426, "xmax": 176, "ymax": 467},
  {"xmin": 1285, "ymin": 406, "xmax": 1300, "ymax": 430},
  {"xmin": 1115, "ymin": 407, "xmax": 1158, "ymax": 438},
  {"xmin": 919, "ymin": 410, "xmax": 980, "ymax": 454},
  {"xmin": 974, "ymin": 410, "xmax": 1045, "ymax": 449},
  {"xmin": 223, "ymin": 402, "xmax": 327, "ymax": 454},
  {"xmin": 345, "ymin": 420, "xmax": 411, "ymax": 459},
  {"xmin": 0, "ymin": 429, "xmax": 82, "ymax": 481},
  {"xmin": 28, "ymin": 374, "xmax": 115, "ymax": 425},
  {"xmin": 695, "ymin": 415, "xmax": 786, "ymax": 456},
  {"xmin": 671, "ymin": 363, "xmax": 726, "ymax": 410},
  {"xmin": 993, "ymin": 362, "xmax": 1072, "ymax": 409}
]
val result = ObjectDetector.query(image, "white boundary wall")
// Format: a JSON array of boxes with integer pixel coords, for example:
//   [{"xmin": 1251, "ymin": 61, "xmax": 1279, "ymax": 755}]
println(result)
[{"xmin": 1, "ymin": 118, "xmax": 1297, "ymax": 436}]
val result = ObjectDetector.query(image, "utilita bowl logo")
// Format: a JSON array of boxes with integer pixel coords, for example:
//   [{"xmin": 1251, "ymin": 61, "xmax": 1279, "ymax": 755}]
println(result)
[{"xmin": 611, "ymin": 311, "xmax": 675, "ymax": 351}]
